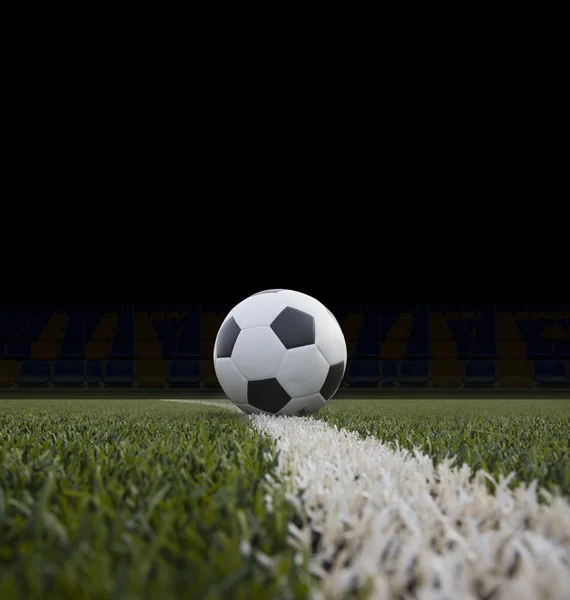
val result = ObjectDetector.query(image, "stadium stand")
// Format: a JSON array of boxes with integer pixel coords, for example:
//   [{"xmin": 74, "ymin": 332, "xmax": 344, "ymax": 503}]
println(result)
[
  {"xmin": 52, "ymin": 360, "xmax": 84, "ymax": 386},
  {"xmin": 0, "ymin": 360, "xmax": 18, "ymax": 388},
  {"xmin": 104, "ymin": 360, "xmax": 133, "ymax": 386},
  {"xmin": 18, "ymin": 360, "xmax": 51, "ymax": 386},
  {"xmin": 380, "ymin": 360, "xmax": 398, "ymax": 387},
  {"xmin": 342, "ymin": 312, "xmax": 363, "ymax": 360},
  {"xmin": 346, "ymin": 360, "xmax": 380, "ymax": 386},
  {"xmin": 380, "ymin": 312, "xmax": 409, "ymax": 360},
  {"xmin": 398, "ymin": 360, "xmax": 429, "ymax": 387},
  {"xmin": 86, "ymin": 360, "xmax": 102, "ymax": 386},
  {"xmin": 432, "ymin": 359, "xmax": 462, "ymax": 388},
  {"xmin": 0, "ymin": 305, "xmax": 569, "ymax": 390},
  {"xmin": 168, "ymin": 360, "xmax": 201, "ymax": 387},
  {"xmin": 463, "ymin": 360, "xmax": 496, "ymax": 387},
  {"xmin": 535, "ymin": 360, "xmax": 570, "ymax": 387}
]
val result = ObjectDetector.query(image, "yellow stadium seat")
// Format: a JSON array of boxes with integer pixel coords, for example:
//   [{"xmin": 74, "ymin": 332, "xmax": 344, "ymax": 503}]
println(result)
[
  {"xmin": 380, "ymin": 341, "xmax": 405, "ymax": 360},
  {"xmin": 0, "ymin": 361, "xmax": 19, "ymax": 387},
  {"xmin": 498, "ymin": 341, "xmax": 526, "ymax": 359},
  {"xmin": 137, "ymin": 360, "xmax": 167, "ymax": 388},
  {"xmin": 85, "ymin": 341, "xmax": 111, "ymax": 360},
  {"xmin": 31, "ymin": 341, "xmax": 59, "ymax": 360},
  {"xmin": 204, "ymin": 361, "xmax": 220, "ymax": 388},
  {"xmin": 135, "ymin": 341, "xmax": 161, "ymax": 359},
  {"xmin": 499, "ymin": 359, "xmax": 534, "ymax": 388},
  {"xmin": 432, "ymin": 359, "xmax": 462, "ymax": 388},
  {"xmin": 431, "ymin": 340, "xmax": 456, "ymax": 359}
]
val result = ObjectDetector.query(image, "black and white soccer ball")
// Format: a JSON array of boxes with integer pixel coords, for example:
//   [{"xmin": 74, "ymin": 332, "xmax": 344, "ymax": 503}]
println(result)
[{"xmin": 213, "ymin": 289, "xmax": 347, "ymax": 416}]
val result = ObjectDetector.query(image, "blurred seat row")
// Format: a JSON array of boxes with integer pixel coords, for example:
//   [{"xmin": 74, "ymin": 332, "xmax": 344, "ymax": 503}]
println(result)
[
  {"xmin": 0, "ymin": 358, "xmax": 568, "ymax": 389},
  {"xmin": 1, "ymin": 306, "xmax": 569, "ymax": 361}
]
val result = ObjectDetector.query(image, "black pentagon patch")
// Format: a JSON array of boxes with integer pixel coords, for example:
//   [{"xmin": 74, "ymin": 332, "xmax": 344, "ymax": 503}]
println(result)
[
  {"xmin": 296, "ymin": 408, "xmax": 310, "ymax": 417},
  {"xmin": 270, "ymin": 307, "xmax": 315, "ymax": 349},
  {"xmin": 248, "ymin": 378, "xmax": 291, "ymax": 413},
  {"xmin": 253, "ymin": 289, "xmax": 283, "ymax": 295},
  {"xmin": 320, "ymin": 361, "xmax": 345, "ymax": 400},
  {"xmin": 215, "ymin": 317, "xmax": 241, "ymax": 358}
]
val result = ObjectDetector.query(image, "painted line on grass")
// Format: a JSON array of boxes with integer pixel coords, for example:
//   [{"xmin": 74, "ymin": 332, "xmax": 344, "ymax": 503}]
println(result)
[
  {"xmin": 253, "ymin": 415, "xmax": 570, "ymax": 600},
  {"xmin": 161, "ymin": 399, "xmax": 240, "ymax": 411},
  {"xmin": 164, "ymin": 399, "xmax": 570, "ymax": 599}
]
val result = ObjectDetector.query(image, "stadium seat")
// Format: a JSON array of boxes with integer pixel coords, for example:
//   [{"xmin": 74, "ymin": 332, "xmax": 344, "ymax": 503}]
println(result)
[
  {"xmin": 31, "ymin": 341, "xmax": 59, "ymax": 360},
  {"xmin": 103, "ymin": 360, "xmax": 133, "ymax": 386},
  {"xmin": 204, "ymin": 360, "xmax": 219, "ymax": 388},
  {"xmin": 463, "ymin": 360, "xmax": 495, "ymax": 387},
  {"xmin": 168, "ymin": 360, "xmax": 201, "ymax": 387},
  {"xmin": 498, "ymin": 341, "xmax": 526, "ymax": 359},
  {"xmin": 17, "ymin": 360, "xmax": 51, "ymax": 386},
  {"xmin": 405, "ymin": 340, "xmax": 429, "ymax": 359},
  {"xmin": 110, "ymin": 339, "xmax": 134, "ymax": 358},
  {"xmin": 470, "ymin": 340, "xmax": 497, "ymax": 359},
  {"xmin": 137, "ymin": 359, "xmax": 167, "ymax": 388},
  {"xmin": 526, "ymin": 340, "xmax": 553, "ymax": 359},
  {"xmin": 432, "ymin": 359, "xmax": 462, "ymax": 388},
  {"xmin": 86, "ymin": 341, "xmax": 111, "ymax": 360},
  {"xmin": 85, "ymin": 361, "xmax": 102, "ymax": 386},
  {"xmin": 499, "ymin": 359, "xmax": 534, "ymax": 388},
  {"xmin": 0, "ymin": 360, "xmax": 19, "ymax": 387},
  {"xmin": 554, "ymin": 340, "xmax": 570, "ymax": 359},
  {"xmin": 6, "ymin": 341, "xmax": 31, "ymax": 359},
  {"xmin": 176, "ymin": 339, "xmax": 201, "ymax": 358},
  {"xmin": 135, "ymin": 340, "xmax": 161, "ymax": 359},
  {"xmin": 52, "ymin": 360, "xmax": 84, "ymax": 386},
  {"xmin": 346, "ymin": 360, "xmax": 379, "ymax": 387},
  {"xmin": 535, "ymin": 360, "xmax": 569, "ymax": 387},
  {"xmin": 61, "ymin": 339, "xmax": 85, "ymax": 358},
  {"xmin": 380, "ymin": 341, "xmax": 405, "ymax": 360},
  {"xmin": 431, "ymin": 340, "xmax": 456, "ymax": 359},
  {"xmin": 398, "ymin": 360, "xmax": 429, "ymax": 386},
  {"xmin": 381, "ymin": 360, "xmax": 398, "ymax": 387},
  {"xmin": 456, "ymin": 341, "xmax": 471, "ymax": 360}
]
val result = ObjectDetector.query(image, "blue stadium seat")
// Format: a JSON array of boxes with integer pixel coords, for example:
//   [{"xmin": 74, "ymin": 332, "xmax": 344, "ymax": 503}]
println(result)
[
  {"xmin": 52, "ymin": 360, "xmax": 84, "ymax": 386},
  {"xmin": 408, "ymin": 315, "xmax": 428, "ymax": 341},
  {"xmin": 527, "ymin": 341, "xmax": 553, "ymax": 359},
  {"xmin": 517, "ymin": 320, "xmax": 542, "ymax": 341},
  {"xmin": 61, "ymin": 339, "xmax": 85, "ymax": 358},
  {"xmin": 398, "ymin": 360, "xmax": 428, "ymax": 386},
  {"xmin": 448, "ymin": 321, "xmax": 471, "ymax": 342},
  {"xmin": 463, "ymin": 360, "xmax": 495, "ymax": 386},
  {"xmin": 6, "ymin": 341, "xmax": 31, "ymax": 359},
  {"xmin": 104, "ymin": 360, "xmax": 133, "ymax": 386},
  {"xmin": 346, "ymin": 360, "xmax": 379, "ymax": 386},
  {"xmin": 405, "ymin": 340, "xmax": 429, "ymax": 359},
  {"xmin": 470, "ymin": 339, "xmax": 497, "ymax": 359},
  {"xmin": 381, "ymin": 360, "xmax": 398, "ymax": 387},
  {"xmin": 86, "ymin": 361, "xmax": 102, "ymax": 386},
  {"xmin": 354, "ymin": 311, "xmax": 380, "ymax": 356},
  {"xmin": 554, "ymin": 340, "xmax": 570, "ymax": 359},
  {"xmin": 535, "ymin": 360, "xmax": 569, "ymax": 386},
  {"xmin": 161, "ymin": 340, "xmax": 178, "ymax": 359},
  {"xmin": 17, "ymin": 360, "xmax": 51, "ymax": 386},
  {"xmin": 110, "ymin": 339, "xmax": 134, "ymax": 358},
  {"xmin": 176, "ymin": 339, "xmax": 200, "ymax": 357},
  {"xmin": 456, "ymin": 341, "xmax": 471, "ymax": 360},
  {"xmin": 168, "ymin": 360, "xmax": 200, "ymax": 387}
]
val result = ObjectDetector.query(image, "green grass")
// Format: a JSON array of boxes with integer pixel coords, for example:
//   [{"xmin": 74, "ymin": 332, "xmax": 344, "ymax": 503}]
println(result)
[
  {"xmin": 2, "ymin": 397, "xmax": 569, "ymax": 599},
  {"xmin": 0, "ymin": 400, "xmax": 310, "ymax": 600},
  {"xmin": 317, "ymin": 398, "xmax": 570, "ymax": 497}
]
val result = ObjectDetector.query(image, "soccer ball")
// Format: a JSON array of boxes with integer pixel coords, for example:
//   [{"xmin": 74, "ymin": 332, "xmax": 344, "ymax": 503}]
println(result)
[{"xmin": 213, "ymin": 289, "xmax": 347, "ymax": 416}]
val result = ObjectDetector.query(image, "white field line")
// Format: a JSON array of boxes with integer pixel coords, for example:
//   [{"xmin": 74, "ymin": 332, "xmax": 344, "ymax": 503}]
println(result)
[
  {"xmin": 161, "ymin": 398, "xmax": 240, "ymax": 411},
  {"xmin": 252, "ymin": 416, "xmax": 570, "ymax": 600},
  {"xmin": 163, "ymin": 400, "xmax": 570, "ymax": 600}
]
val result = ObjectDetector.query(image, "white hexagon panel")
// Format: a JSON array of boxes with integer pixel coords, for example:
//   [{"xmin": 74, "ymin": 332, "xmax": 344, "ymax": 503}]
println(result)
[{"xmin": 213, "ymin": 289, "xmax": 347, "ymax": 416}]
